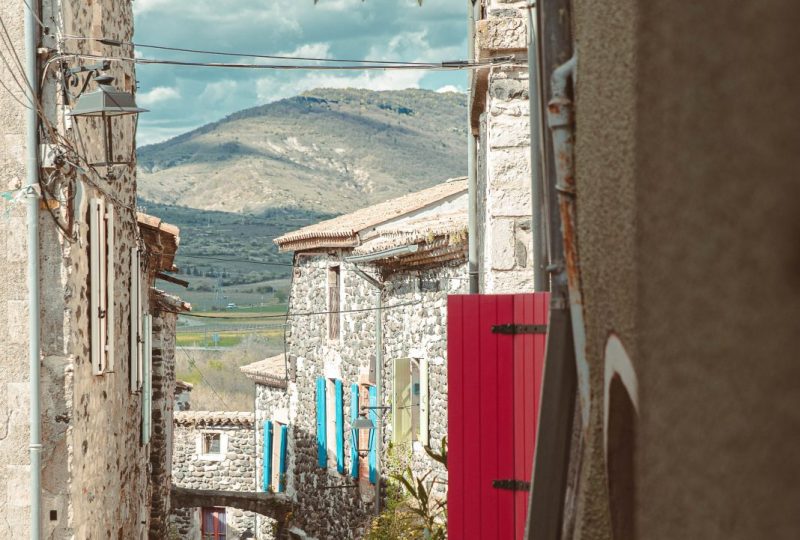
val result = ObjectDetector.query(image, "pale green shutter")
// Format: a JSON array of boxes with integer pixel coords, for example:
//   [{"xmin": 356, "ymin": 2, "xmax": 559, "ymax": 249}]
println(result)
[{"xmin": 393, "ymin": 358, "xmax": 412, "ymax": 444}]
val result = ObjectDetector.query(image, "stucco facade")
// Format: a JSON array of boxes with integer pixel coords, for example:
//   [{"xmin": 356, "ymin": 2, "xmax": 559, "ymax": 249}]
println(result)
[
  {"xmin": 565, "ymin": 1, "xmax": 800, "ymax": 539},
  {"xmin": 0, "ymin": 1, "xmax": 183, "ymax": 537}
]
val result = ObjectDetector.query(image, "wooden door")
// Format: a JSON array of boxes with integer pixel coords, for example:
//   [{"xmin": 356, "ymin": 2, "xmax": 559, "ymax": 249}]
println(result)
[{"xmin": 448, "ymin": 293, "xmax": 549, "ymax": 540}]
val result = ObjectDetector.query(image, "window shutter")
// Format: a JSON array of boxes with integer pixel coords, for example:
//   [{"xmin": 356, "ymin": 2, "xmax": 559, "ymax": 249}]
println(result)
[
  {"xmin": 316, "ymin": 377, "xmax": 327, "ymax": 468},
  {"xmin": 368, "ymin": 386, "xmax": 378, "ymax": 484},
  {"xmin": 90, "ymin": 198, "xmax": 104, "ymax": 375},
  {"xmin": 420, "ymin": 357, "xmax": 429, "ymax": 446},
  {"xmin": 335, "ymin": 379, "xmax": 345, "ymax": 473},
  {"xmin": 278, "ymin": 424, "xmax": 288, "ymax": 493},
  {"xmin": 105, "ymin": 204, "xmax": 115, "ymax": 372},
  {"xmin": 264, "ymin": 420, "xmax": 273, "ymax": 491},
  {"xmin": 350, "ymin": 383, "xmax": 359, "ymax": 478},
  {"xmin": 392, "ymin": 358, "xmax": 412, "ymax": 444},
  {"xmin": 129, "ymin": 248, "xmax": 140, "ymax": 392},
  {"xmin": 142, "ymin": 313, "xmax": 153, "ymax": 445}
]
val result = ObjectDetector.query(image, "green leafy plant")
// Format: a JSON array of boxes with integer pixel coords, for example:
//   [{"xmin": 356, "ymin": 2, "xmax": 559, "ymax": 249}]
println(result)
[{"xmin": 391, "ymin": 467, "xmax": 447, "ymax": 540}]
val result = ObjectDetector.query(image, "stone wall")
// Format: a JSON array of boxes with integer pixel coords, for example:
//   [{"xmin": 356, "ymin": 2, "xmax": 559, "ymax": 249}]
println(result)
[
  {"xmin": 254, "ymin": 383, "xmax": 290, "ymax": 539},
  {"xmin": 170, "ymin": 414, "xmax": 258, "ymax": 539},
  {"xmin": 473, "ymin": 1, "xmax": 536, "ymax": 294},
  {"xmin": 150, "ymin": 311, "xmax": 178, "ymax": 538},
  {"xmin": 280, "ymin": 252, "xmax": 467, "ymax": 538},
  {"xmin": 0, "ymin": 0, "xmax": 157, "ymax": 537}
]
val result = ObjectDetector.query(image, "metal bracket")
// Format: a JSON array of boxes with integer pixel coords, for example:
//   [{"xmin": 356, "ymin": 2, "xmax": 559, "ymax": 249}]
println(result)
[
  {"xmin": 492, "ymin": 479, "xmax": 531, "ymax": 491},
  {"xmin": 491, "ymin": 324, "xmax": 547, "ymax": 335}
]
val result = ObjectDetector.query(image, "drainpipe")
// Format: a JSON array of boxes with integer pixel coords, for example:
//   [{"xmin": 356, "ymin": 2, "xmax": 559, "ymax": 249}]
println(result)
[
  {"xmin": 547, "ymin": 57, "xmax": 588, "ymax": 429},
  {"xmin": 24, "ymin": 0, "xmax": 42, "ymax": 538},
  {"xmin": 467, "ymin": 0, "xmax": 479, "ymax": 294},
  {"xmin": 527, "ymin": 2, "xmax": 547, "ymax": 291},
  {"xmin": 345, "ymin": 244, "xmax": 418, "ymax": 516}
]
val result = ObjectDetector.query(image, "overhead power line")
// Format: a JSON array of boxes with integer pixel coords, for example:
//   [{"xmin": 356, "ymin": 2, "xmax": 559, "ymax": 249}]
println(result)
[
  {"xmin": 63, "ymin": 35, "xmax": 443, "ymax": 67},
  {"xmin": 61, "ymin": 51, "xmax": 504, "ymax": 71},
  {"xmin": 175, "ymin": 300, "xmax": 418, "ymax": 320}
]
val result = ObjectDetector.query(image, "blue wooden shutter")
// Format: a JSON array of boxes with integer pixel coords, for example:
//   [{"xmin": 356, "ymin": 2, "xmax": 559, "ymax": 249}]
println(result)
[
  {"xmin": 278, "ymin": 424, "xmax": 288, "ymax": 493},
  {"xmin": 350, "ymin": 384, "xmax": 359, "ymax": 478},
  {"xmin": 369, "ymin": 386, "xmax": 378, "ymax": 484},
  {"xmin": 316, "ymin": 377, "xmax": 327, "ymax": 467},
  {"xmin": 335, "ymin": 379, "xmax": 345, "ymax": 473},
  {"xmin": 264, "ymin": 421, "xmax": 273, "ymax": 491}
]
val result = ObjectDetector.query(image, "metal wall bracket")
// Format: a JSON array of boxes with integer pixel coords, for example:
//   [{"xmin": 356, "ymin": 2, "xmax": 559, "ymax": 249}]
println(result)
[
  {"xmin": 492, "ymin": 324, "xmax": 548, "ymax": 335},
  {"xmin": 493, "ymin": 479, "xmax": 531, "ymax": 491}
]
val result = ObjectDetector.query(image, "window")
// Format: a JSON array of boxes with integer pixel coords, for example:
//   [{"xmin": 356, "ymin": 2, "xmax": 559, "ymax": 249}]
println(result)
[
  {"xmin": 393, "ymin": 358, "xmax": 429, "ymax": 446},
  {"xmin": 204, "ymin": 433, "xmax": 221, "ymax": 454},
  {"xmin": 327, "ymin": 266, "xmax": 340, "ymax": 339},
  {"xmin": 263, "ymin": 421, "xmax": 289, "ymax": 492},
  {"xmin": 201, "ymin": 507, "xmax": 226, "ymax": 540},
  {"xmin": 198, "ymin": 431, "xmax": 227, "ymax": 461},
  {"xmin": 90, "ymin": 197, "xmax": 115, "ymax": 375}
]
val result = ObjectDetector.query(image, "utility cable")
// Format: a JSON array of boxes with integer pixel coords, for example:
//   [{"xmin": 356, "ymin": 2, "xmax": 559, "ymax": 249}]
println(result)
[
  {"xmin": 178, "ymin": 345, "xmax": 231, "ymax": 410},
  {"xmin": 174, "ymin": 300, "xmax": 418, "ymax": 320},
  {"xmin": 62, "ymin": 35, "xmax": 442, "ymax": 67},
  {"xmin": 57, "ymin": 51, "xmax": 513, "ymax": 71}
]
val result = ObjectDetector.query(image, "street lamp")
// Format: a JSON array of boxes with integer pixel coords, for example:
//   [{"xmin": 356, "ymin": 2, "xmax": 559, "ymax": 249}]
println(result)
[
  {"xmin": 351, "ymin": 414, "xmax": 375, "ymax": 457},
  {"xmin": 67, "ymin": 74, "xmax": 147, "ymax": 167}
]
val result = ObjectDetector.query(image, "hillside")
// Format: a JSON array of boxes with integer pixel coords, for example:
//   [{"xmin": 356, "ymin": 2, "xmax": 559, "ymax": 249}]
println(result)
[{"xmin": 137, "ymin": 88, "xmax": 467, "ymax": 215}]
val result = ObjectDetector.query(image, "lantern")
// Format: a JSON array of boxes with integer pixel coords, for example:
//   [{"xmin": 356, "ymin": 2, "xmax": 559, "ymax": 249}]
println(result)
[
  {"xmin": 351, "ymin": 413, "xmax": 375, "ymax": 457},
  {"xmin": 67, "ymin": 74, "xmax": 147, "ymax": 166}
]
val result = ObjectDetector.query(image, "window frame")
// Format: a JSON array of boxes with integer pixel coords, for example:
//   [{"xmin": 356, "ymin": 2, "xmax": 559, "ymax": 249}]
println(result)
[
  {"xmin": 201, "ymin": 507, "xmax": 227, "ymax": 540},
  {"xmin": 327, "ymin": 265, "xmax": 341, "ymax": 340},
  {"xmin": 197, "ymin": 431, "xmax": 228, "ymax": 461}
]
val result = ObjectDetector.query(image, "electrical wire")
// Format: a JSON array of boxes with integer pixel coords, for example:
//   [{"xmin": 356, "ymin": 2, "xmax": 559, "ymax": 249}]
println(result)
[
  {"xmin": 178, "ymin": 346, "xmax": 231, "ymax": 410},
  {"xmin": 174, "ymin": 300, "xmax": 418, "ymax": 320},
  {"xmin": 58, "ymin": 51, "xmax": 512, "ymax": 71},
  {"xmin": 62, "ymin": 35, "xmax": 443, "ymax": 67},
  {"xmin": 21, "ymin": 0, "xmax": 47, "ymax": 29}
]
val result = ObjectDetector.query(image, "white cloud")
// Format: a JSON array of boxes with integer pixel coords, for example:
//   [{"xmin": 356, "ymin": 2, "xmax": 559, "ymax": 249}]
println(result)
[
  {"xmin": 256, "ymin": 69, "xmax": 424, "ymax": 104},
  {"xmin": 137, "ymin": 86, "xmax": 180, "ymax": 107},
  {"xmin": 436, "ymin": 85, "xmax": 462, "ymax": 93}
]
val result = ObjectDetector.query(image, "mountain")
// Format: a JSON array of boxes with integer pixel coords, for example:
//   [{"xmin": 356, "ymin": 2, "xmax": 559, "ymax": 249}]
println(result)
[{"xmin": 137, "ymin": 88, "xmax": 468, "ymax": 215}]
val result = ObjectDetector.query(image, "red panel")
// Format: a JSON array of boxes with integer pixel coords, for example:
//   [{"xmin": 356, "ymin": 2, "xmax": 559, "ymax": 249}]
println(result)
[
  {"xmin": 496, "ymin": 295, "xmax": 516, "ymax": 540},
  {"xmin": 448, "ymin": 293, "xmax": 549, "ymax": 540},
  {"xmin": 462, "ymin": 295, "xmax": 482, "ymax": 537},
  {"xmin": 447, "ymin": 295, "xmax": 464, "ymax": 540}
]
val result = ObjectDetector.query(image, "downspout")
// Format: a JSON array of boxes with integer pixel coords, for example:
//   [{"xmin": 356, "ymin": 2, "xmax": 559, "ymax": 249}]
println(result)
[
  {"xmin": 24, "ymin": 1, "xmax": 42, "ymax": 538},
  {"xmin": 467, "ymin": 0, "xmax": 479, "ymax": 293},
  {"xmin": 527, "ymin": 2, "xmax": 547, "ymax": 291},
  {"xmin": 547, "ymin": 56, "xmax": 588, "ymax": 429}
]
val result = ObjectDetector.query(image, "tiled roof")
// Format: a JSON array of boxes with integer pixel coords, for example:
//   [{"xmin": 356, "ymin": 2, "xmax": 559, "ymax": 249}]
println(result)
[
  {"xmin": 174, "ymin": 411, "xmax": 254, "ymax": 428},
  {"xmin": 151, "ymin": 288, "xmax": 191, "ymax": 313},
  {"xmin": 274, "ymin": 178, "xmax": 467, "ymax": 252},
  {"xmin": 175, "ymin": 380, "xmax": 194, "ymax": 391},
  {"xmin": 240, "ymin": 354, "xmax": 288, "ymax": 388}
]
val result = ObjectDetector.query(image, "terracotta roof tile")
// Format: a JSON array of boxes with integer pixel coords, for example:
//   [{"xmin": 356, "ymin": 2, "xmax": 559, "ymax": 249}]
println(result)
[{"xmin": 173, "ymin": 411, "xmax": 254, "ymax": 428}]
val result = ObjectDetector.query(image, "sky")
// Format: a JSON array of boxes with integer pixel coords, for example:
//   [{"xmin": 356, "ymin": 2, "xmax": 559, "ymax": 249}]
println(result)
[{"xmin": 132, "ymin": 0, "xmax": 467, "ymax": 146}]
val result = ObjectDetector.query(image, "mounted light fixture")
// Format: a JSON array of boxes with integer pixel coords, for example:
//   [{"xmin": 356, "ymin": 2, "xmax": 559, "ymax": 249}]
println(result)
[
  {"xmin": 67, "ymin": 74, "xmax": 147, "ymax": 167},
  {"xmin": 351, "ymin": 414, "xmax": 375, "ymax": 458}
]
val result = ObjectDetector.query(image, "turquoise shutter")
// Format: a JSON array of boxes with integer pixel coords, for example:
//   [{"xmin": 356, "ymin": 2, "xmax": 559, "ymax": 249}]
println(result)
[
  {"xmin": 278, "ymin": 424, "xmax": 288, "ymax": 492},
  {"xmin": 335, "ymin": 379, "xmax": 345, "ymax": 473},
  {"xmin": 350, "ymin": 384, "xmax": 359, "ymax": 478},
  {"xmin": 369, "ymin": 386, "xmax": 378, "ymax": 484},
  {"xmin": 316, "ymin": 377, "xmax": 327, "ymax": 468},
  {"xmin": 264, "ymin": 421, "xmax": 273, "ymax": 491}
]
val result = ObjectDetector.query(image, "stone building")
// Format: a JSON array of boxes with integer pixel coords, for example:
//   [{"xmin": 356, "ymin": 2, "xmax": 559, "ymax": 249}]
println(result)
[
  {"xmin": 170, "ymin": 411, "xmax": 259, "ymax": 540},
  {"xmin": 0, "ymin": 0, "xmax": 186, "ymax": 536},
  {"xmin": 241, "ymin": 179, "xmax": 468, "ymax": 539},
  {"xmin": 470, "ymin": 0, "xmax": 537, "ymax": 293}
]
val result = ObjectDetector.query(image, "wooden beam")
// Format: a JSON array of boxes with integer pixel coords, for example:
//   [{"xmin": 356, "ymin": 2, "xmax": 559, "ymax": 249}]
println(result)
[{"xmin": 156, "ymin": 272, "xmax": 189, "ymax": 288}]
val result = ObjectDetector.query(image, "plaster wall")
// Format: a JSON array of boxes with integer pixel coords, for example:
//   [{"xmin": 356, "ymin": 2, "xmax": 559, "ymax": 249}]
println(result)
[{"xmin": 570, "ymin": 1, "xmax": 800, "ymax": 539}]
